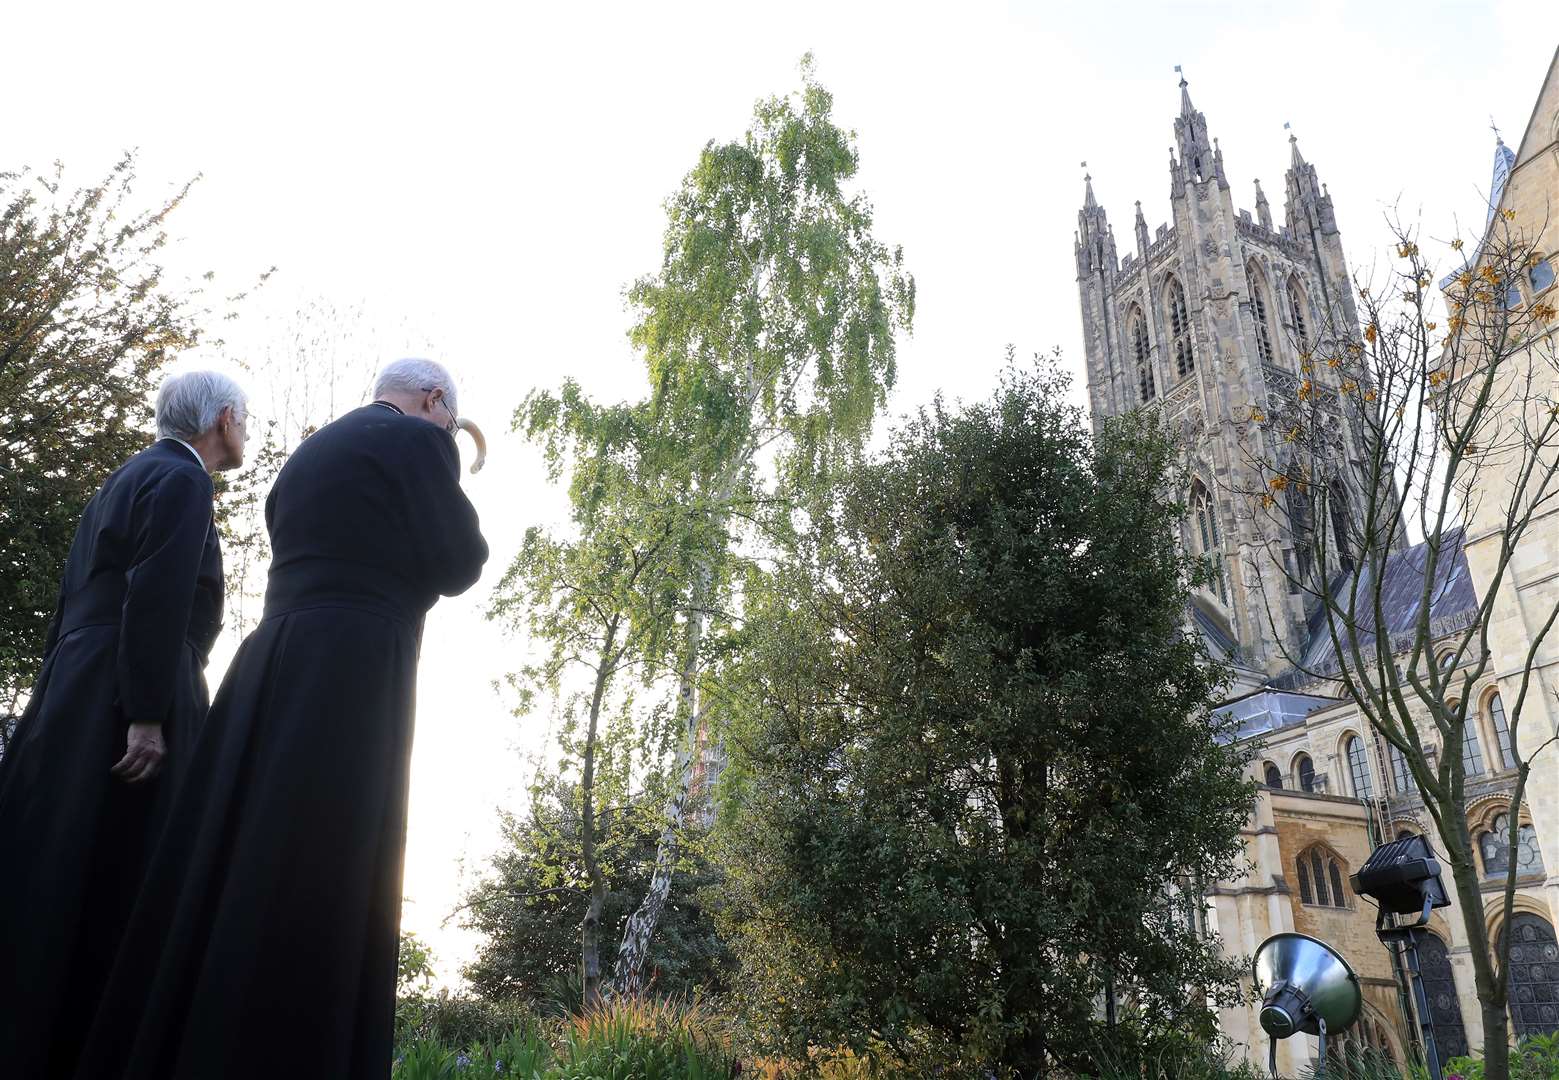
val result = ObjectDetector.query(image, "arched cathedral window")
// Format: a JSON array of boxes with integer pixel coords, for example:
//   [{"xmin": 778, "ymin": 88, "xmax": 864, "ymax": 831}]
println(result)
[
  {"xmin": 1129, "ymin": 306, "xmax": 1154, "ymax": 403},
  {"xmin": 1249, "ymin": 265, "xmax": 1275, "ymax": 364},
  {"xmin": 1489, "ymin": 691, "xmax": 1517, "ymax": 770},
  {"xmin": 1459, "ymin": 707, "xmax": 1486, "ymax": 778},
  {"xmin": 1345, "ymin": 734, "xmax": 1374, "ymax": 798},
  {"xmin": 1288, "ymin": 274, "xmax": 1311, "ymax": 353},
  {"xmin": 1327, "ymin": 479, "xmax": 1355, "ymax": 573},
  {"xmin": 1192, "ymin": 481, "xmax": 1228, "ymax": 604},
  {"xmin": 1479, "ymin": 812, "xmax": 1545, "ymax": 879},
  {"xmin": 1295, "ymin": 753, "xmax": 1318, "ymax": 793},
  {"xmin": 1165, "ymin": 277, "xmax": 1195, "ymax": 378},
  {"xmin": 1297, "ymin": 844, "xmax": 1350, "ymax": 908}
]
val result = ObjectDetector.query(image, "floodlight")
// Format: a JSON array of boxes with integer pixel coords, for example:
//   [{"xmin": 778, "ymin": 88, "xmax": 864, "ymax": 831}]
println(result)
[{"xmin": 1252, "ymin": 932, "xmax": 1362, "ymax": 1077}]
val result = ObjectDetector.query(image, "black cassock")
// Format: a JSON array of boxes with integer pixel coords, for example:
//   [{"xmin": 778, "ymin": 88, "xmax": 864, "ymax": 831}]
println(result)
[
  {"xmin": 76, "ymin": 403, "xmax": 487, "ymax": 1079},
  {"xmin": 0, "ymin": 440, "xmax": 223, "ymax": 1079}
]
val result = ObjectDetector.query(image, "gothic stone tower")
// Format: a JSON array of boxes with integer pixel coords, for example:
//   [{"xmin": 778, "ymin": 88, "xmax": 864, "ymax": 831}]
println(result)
[{"xmin": 1075, "ymin": 74, "xmax": 1363, "ymax": 684}]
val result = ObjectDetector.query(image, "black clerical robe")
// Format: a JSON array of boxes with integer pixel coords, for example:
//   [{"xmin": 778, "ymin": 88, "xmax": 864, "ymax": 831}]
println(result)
[
  {"xmin": 0, "ymin": 439, "xmax": 222, "ymax": 1079},
  {"xmin": 77, "ymin": 404, "xmax": 487, "ymax": 1080}
]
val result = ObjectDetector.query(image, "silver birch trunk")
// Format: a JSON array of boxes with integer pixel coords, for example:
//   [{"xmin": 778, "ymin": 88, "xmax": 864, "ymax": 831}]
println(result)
[{"xmin": 611, "ymin": 558, "xmax": 710, "ymax": 995}]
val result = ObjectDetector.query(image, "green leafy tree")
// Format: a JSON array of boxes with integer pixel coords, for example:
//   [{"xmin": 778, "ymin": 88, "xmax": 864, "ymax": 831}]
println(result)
[
  {"xmin": 541, "ymin": 54, "xmax": 915, "ymax": 995},
  {"xmin": 458, "ymin": 780, "xmax": 732, "ymax": 1007},
  {"xmin": 397, "ymin": 931, "xmax": 437, "ymax": 994},
  {"xmin": 0, "ymin": 155, "xmax": 259, "ymax": 720},
  {"xmin": 488, "ymin": 398, "xmax": 696, "ymax": 1004},
  {"xmin": 716, "ymin": 359, "xmax": 1253, "ymax": 1077}
]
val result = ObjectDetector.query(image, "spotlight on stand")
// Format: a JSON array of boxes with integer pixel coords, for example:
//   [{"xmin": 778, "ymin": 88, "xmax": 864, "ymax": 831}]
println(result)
[
  {"xmin": 1252, "ymin": 933, "xmax": 1362, "ymax": 1077},
  {"xmin": 1350, "ymin": 833, "xmax": 1452, "ymax": 1080}
]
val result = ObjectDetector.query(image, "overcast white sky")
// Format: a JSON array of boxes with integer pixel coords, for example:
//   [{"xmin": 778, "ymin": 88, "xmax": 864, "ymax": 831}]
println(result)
[{"xmin": 8, "ymin": 1, "xmax": 1552, "ymax": 981}]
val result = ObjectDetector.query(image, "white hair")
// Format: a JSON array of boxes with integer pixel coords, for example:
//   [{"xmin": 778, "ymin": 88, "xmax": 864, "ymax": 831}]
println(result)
[
  {"xmin": 373, "ymin": 358, "xmax": 458, "ymax": 417},
  {"xmin": 156, "ymin": 370, "xmax": 248, "ymax": 441}
]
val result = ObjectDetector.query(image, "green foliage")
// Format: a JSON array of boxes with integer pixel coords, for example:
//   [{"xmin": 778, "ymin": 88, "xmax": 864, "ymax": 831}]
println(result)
[
  {"xmin": 459, "ymin": 783, "xmax": 732, "ymax": 1005},
  {"xmin": 399, "ymin": 931, "xmax": 438, "ymax": 994},
  {"xmin": 396, "ymin": 990, "xmax": 537, "ymax": 1050},
  {"xmin": 1445, "ymin": 1031, "xmax": 1559, "ymax": 1080},
  {"xmin": 715, "ymin": 355, "xmax": 1255, "ymax": 1076},
  {"xmin": 510, "ymin": 54, "xmax": 916, "ymax": 996},
  {"xmin": 391, "ymin": 997, "xmax": 734, "ymax": 1080},
  {"xmin": 0, "ymin": 154, "xmax": 259, "ymax": 711}
]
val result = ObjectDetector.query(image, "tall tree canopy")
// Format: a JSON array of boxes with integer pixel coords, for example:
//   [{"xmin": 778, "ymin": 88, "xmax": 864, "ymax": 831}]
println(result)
[
  {"xmin": 515, "ymin": 55, "xmax": 914, "ymax": 995},
  {"xmin": 716, "ymin": 360, "xmax": 1253, "ymax": 1077}
]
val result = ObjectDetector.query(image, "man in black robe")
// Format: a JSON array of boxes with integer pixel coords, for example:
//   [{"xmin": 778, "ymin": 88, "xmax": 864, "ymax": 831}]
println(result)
[
  {"xmin": 78, "ymin": 358, "xmax": 488, "ymax": 1079},
  {"xmin": 0, "ymin": 370, "xmax": 248, "ymax": 1078}
]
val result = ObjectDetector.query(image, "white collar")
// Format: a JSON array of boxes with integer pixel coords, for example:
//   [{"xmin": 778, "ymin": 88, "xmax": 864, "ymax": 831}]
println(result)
[{"xmin": 168, "ymin": 438, "xmax": 207, "ymax": 470}]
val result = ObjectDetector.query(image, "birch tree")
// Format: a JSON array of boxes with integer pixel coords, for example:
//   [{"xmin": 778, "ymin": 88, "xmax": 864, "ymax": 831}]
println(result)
[
  {"xmin": 488, "ymin": 394, "xmax": 693, "ymax": 1005},
  {"xmin": 1238, "ymin": 215, "xmax": 1559, "ymax": 1080},
  {"xmin": 523, "ymin": 57, "xmax": 914, "ymax": 996}
]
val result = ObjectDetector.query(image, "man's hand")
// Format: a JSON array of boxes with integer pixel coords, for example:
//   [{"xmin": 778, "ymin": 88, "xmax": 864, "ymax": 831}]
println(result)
[{"xmin": 111, "ymin": 722, "xmax": 166, "ymax": 783}]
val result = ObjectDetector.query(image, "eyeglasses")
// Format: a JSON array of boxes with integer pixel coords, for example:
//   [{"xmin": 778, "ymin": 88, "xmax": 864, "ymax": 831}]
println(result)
[{"xmin": 420, "ymin": 387, "xmax": 459, "ymax": 434}]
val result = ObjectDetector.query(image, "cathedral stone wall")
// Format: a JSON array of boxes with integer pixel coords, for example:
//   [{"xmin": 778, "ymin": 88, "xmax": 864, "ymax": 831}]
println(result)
[{"xmin": 1079, "ymin": 51, "xmax": 1559, "ymax": 1071}]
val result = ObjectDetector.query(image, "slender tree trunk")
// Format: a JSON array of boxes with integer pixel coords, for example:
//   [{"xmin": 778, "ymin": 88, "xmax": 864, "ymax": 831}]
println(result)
[
  {"xmin": 580, "ymin": 619, "xmax": 620, "ymax": 1008},
  {"xmin": 1444, "ymin": 825, "xmax": 1512, "ymax": 1079},
  {"xmin": 613, "ymin": 559, "xmax": 711, "ymax": 995}
]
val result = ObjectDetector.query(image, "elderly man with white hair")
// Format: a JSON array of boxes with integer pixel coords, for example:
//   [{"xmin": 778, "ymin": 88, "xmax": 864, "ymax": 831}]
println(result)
[
  {"xmin": 78, "ymin": 358, "xmax": 488, "ymax": 1079},
  {"xmin": 0, "ymin": 369, "xmax": 247, "ymax": 1078}
]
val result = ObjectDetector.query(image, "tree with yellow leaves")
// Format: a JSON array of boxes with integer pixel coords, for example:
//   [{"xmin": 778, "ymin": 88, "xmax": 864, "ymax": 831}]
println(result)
[{"xmin": 1235, "ymin": 210, "xmax": 1559, "ymax": 1080}]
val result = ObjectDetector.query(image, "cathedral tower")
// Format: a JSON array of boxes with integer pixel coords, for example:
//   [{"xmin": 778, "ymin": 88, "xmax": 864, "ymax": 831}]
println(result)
[{"xmin": 1076, "ymin": 73, "xmax": 1364, "ymax": 685}]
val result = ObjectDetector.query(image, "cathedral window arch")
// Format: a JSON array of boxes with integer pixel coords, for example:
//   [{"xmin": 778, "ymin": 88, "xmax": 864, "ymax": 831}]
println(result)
[
  {"xmin": 1530, "ymin": 255, "xmax": 1556, "ymax": 295},
  {"xmin": 1248, "ymin": 263, "xmax": 1276, "ymax": 364},
  {"xmin": 1296, "ymin": 843, "xmax": 1351, "ymax": 908},
  {"xmin": 1191, "ymin": 480, "xmax": 1228, "ymax": 604},
  {"xmin": 1293, "ymin": 751, "xmax": 1318, "ymax": 793},
  {"xmin": 1326, "ymin": 479, "xmax": 1354, "ymax": 573},
  {"xmin": 1263, "ymin": 761, "xmax": 1283, "ymax": 788},
  {"xmin": 1287, "ymin": 273, "xmax": 1311, "ymax": 354},
  {"xmin": 1344, "ymin": 733, "xmax": 1374, "ymax": 798},
  {"xmin": 1128, "ymin": 304, "xmax": 1154, "ymax": 403},
  {"xmin": 1454, "ymin": 700, "xmax": 1486, "ymax": 778},
  {"xmin": 1486, "ymin": 690, "xmax": 1517, "ymax": 771},
  {"xmin": 1388, "ymin": 741, "xmax": 1414, "ymax": 795},
  {"xmin": 1164, "ymin": 276, "xmax": 1195, "ymax": 379},
  {"xmin": 1478, "ymin": 809, "xmax": 1545, "ymax": 880}
]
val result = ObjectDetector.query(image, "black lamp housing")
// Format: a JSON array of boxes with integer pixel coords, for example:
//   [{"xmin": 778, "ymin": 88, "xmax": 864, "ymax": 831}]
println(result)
[{"xmin": 1350, "ymin": 833, "xmax": 1450, "ymax": 925}]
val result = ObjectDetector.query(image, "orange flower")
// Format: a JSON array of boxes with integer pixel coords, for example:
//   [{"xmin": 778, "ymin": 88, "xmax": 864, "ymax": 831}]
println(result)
[
  {"xmin": 1249, "ymin": 408, "xmax": 1266, "ymax": 423},
  {"xmin": 1503, "ymin": 208, "xmax": 1517, "ymax": 221},
  {"xmin": 1429, "ymin": 370, "xmax": 1448, "ymax": 388},
  {"xmin": 1398, "ymin": 242, "xmax": 1419, "ymax": 258},
  {"xmin": 1341, "ymin": 379, "xmax": 1358, "ymax": 393},
  {"xmin": 1260, "ymin": 493, "xmax": 1276, "ymax": 509},
  {"xmin": 1270, "ymin": 474, "xmax": 1290, "ymax": 492},
  {"xmin": 1364, "ymin": 389, "xmax": 1378, "ymax": 402},
  {"xmin": 1451, "ymin": 238, "xmax": 1465, "ymax": 251},
  {"xmin": 1298, "ymin": 379, "xmax": 1314, "ymax": 401},
  {"xmin": 1426, "ymin": 321, "xmax": 1437, "ymax": 331},
  {"xmin": 1326, "ymin": 356, "xmax": 1341, "ymax": 368}
]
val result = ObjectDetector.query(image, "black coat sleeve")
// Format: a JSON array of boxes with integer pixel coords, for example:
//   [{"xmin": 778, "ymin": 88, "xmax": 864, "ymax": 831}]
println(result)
[
  {"xmin": 117, "ymin": 468, "xmax": 213, "ymax": 725},
  {"xmin": 404, "ymin": 424, "xmax": 488, "ymax": 598}
]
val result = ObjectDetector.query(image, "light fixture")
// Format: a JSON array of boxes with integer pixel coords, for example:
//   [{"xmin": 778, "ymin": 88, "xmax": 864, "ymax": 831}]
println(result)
[
  {"xmin": 1252, "ymin": 933, "xmax": 1362, "ymax": 1077},
  {"xmin": 1350, "ymin": 832, "xmax": 1452, "ymax": 1080}
]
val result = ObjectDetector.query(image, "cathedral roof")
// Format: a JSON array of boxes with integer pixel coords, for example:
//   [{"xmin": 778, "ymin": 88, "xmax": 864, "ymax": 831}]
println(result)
[
  {"xmin": 1271, "ymin": 529, "xmax": 1479, "ymax": 690},
  {"xmin": 1216, "ymin": 688, "xmax": 1340, "ymax": 741}
]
